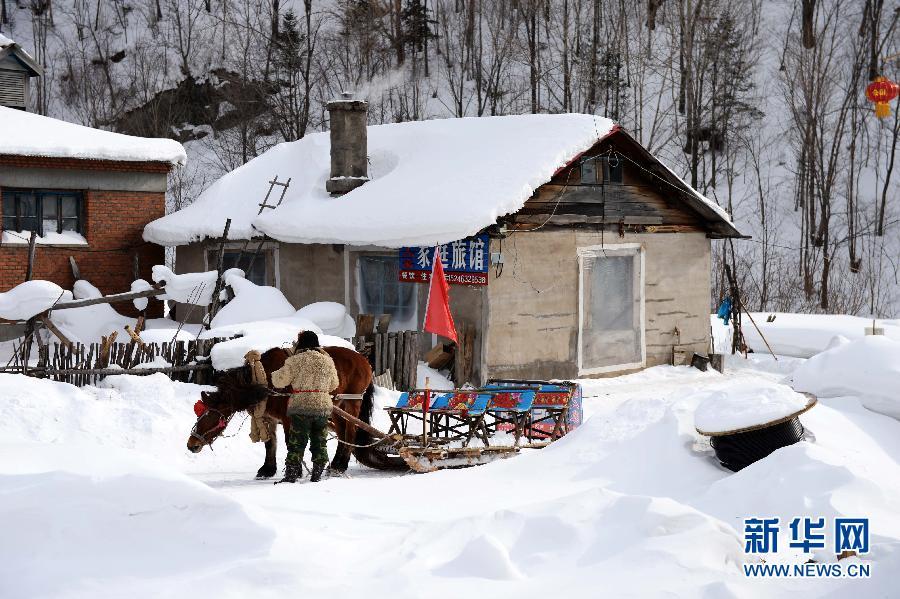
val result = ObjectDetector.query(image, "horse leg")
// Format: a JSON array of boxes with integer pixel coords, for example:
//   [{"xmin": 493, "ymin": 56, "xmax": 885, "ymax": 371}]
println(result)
[
  {"xmin": 330, "ymin": 401, "xmax": 359, "ymax": 472},
  {"xmin": 255, "ymin": 417, "xmax": 279, "ymax": 479},
  {"xmin": 329, "ymin": 416, "xmax": 351, "ymax": 473},
  {"xmin": 256, "ymin": 437, "xmax": 278, "ymax": 479}
]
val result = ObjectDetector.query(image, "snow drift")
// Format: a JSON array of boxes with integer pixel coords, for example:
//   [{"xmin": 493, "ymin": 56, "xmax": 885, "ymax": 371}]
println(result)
[
  {"xmin": 791, "ymin": 336, "xmax": 900, "ymax": 419},
  {"xmin": 0, "ymin": 442, "xmax": 274, "ymax": 598}
]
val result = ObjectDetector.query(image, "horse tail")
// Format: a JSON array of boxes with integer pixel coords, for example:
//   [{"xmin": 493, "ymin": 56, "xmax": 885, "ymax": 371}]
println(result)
[{"xmin": 351, "ymin": 382, "xmax": 409, "ymax": 471}]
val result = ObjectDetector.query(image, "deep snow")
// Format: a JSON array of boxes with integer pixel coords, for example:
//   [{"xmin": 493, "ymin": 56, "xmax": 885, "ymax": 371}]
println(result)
[{"xmin": 1, "ymin": 345, "xmax": 898, "ymax": 598}]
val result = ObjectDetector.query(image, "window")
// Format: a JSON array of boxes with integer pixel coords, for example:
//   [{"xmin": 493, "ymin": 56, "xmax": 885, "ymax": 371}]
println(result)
[
  {"xmin": 579, "ymin": 156, "xmax": 623, "ymax": 185},
  {"xmin": 207, "ymin": 249, "xmax": 273, "ymax": 286},
  {"xmin": 578, "ymin": 245, "xmax": 644, "ymax": 374},
  {"xmin": 2, "ymin": 189, "xmax": 82, "ymax": 236},
  {"xmin": 358, "ymin": 255, "xmax": 416, "ymax": 328}
]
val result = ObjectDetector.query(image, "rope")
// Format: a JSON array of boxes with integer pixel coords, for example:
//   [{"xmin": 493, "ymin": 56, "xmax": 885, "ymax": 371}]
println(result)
[
  {"xmin": 326, "ymin": 433, "xmax": 398, "ymax": 450},
  {"xmin": 219, "ymin": 412, "xmax": 251, "ymax": 439}
]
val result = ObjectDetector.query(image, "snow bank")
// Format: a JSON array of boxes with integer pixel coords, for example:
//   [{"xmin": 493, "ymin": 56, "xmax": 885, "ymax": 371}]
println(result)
[
  {"xmin": 714, "ymin": 313, "xmax": 900, "ymax": 358},
  {"xmin": 203, "ymin": 315, "xmax": 353, "ymax": 370},
  {"xmin": 3, "ymin": 354, "xmax": 900, "ymax": 596},
  {"xmin": 50, "ymin": 290, "xmax": 131, "ymax": 343},
  {"xmin": 694, "ymin": 381, "xmax": 811, "ymax": 434},
  {"xmin": 0, "ymin": 280, "xmax": 63, "ymax": 320},
  {"xmin": 417, "ymin": 361, "xmax": 454, "ymax": 389},
  {"xmin": 210, "ymin": 274, "xmax": 296, "ymax": 328},
  {"xmin": 0, "ymin": 105, "xmax": 186, "ymax": 165},
  {"xmin": 791, "ymin": 336, "xmax": 900, "ymax": 418},
  {"xmin": 144, "ymin": 114, "xmax": 617, "ymax": 247},
  {"xmin": 297, "ymin": 301, "xmax": 355, "ymax": 337},
  {"xmin": 0, "ymin": 442, "xmax": 274, "ymax": 598},
  {"xmin": 151, "ymin": 265, "xmax": 244, "ymax": 306}
]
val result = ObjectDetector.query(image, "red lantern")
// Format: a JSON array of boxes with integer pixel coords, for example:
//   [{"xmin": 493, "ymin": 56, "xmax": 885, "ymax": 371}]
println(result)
[{"xmin": 866, "ymin": 76, "xmax": 899, "ymax": 119}]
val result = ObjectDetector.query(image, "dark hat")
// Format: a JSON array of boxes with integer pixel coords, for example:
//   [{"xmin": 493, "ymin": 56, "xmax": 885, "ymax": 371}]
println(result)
[{"xmin": 296, "ymin": 330, "xmax": 321, "ymax": 351}]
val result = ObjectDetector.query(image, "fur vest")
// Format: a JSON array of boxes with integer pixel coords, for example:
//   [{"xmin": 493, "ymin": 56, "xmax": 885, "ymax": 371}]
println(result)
[{"xmin": 271, "ymin": 349, "xmax": 340, "ymax": 417}]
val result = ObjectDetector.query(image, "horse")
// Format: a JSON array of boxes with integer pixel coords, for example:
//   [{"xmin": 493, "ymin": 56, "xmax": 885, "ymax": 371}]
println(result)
[{"xmin": 186, "ymin": 346, "xmax": 407, "ymax": 477}]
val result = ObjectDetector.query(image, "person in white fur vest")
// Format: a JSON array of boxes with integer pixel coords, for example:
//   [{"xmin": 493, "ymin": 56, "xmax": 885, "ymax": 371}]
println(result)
[{"xmin": 271, "ymin": 331, "xmax": 339, "ymax": 483}]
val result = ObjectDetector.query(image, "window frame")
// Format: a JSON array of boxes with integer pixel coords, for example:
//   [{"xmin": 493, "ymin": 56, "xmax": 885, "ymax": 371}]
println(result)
[
  {"xmin": 1, "ymin": 188, "xmax": 84, "ymax": 237},
  {"xmin": 579, "ymin": 156, "xmax": 624, "ymax": 185},
  {"xmin": 205, "ymin": 243, "xmax": 280, "ymax": 288},
  {"xmin": 355, "ymin": 253, "xmax": 418, "ymax": 330},
  {"xmin": 576, "ymin": 243, "xmax": 646, "ymax": 375}
]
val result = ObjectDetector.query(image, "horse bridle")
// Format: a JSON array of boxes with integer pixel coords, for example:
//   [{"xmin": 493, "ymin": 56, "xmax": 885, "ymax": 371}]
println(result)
[{"xmin": 190, "ymin": 400, "xmax": 235, "ymax": 449}]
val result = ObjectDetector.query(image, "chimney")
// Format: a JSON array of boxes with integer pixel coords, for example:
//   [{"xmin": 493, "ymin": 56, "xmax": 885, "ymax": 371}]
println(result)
[{"xmin": 326, "ymin": 93, "xmax": 369, "ymax": 195}]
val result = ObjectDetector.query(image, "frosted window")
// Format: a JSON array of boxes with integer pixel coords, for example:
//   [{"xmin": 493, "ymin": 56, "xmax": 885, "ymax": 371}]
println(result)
[
  {"xmin": 208, "ymin": 250, "xmax": 272, "ymax": 286},
  {"xmin": 580, "ymin": 248, "xmax": 643, "ymax": 371},
  {"xmin": 358, "ymin": 255, "xmax": 416, "ymax": 326}
]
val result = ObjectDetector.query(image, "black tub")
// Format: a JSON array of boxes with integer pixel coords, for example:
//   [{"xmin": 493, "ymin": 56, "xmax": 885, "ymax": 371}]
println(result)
[{"xmin": 709, "ymin": 416, "xmax": 805, "ymax": 472}]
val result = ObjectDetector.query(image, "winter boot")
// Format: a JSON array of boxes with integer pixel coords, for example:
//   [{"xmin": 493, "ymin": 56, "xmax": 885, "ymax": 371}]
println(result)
[
  {"xmin": 276, "ymin": 462, "xmax": 302, "ymax": 484},
  {"xmin": 310, "ymin": 462, "xmax": 326, "ymax": 483}
]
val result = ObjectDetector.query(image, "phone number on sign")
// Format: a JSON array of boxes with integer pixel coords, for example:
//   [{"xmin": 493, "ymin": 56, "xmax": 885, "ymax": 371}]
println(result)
[{"xmin": 399, "ymin": 270, "xmax": 488, "ymax": 286}]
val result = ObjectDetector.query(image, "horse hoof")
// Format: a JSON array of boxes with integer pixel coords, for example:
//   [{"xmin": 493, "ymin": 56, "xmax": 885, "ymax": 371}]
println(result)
[{"xmin": 256, "ymin": 467, "xmax": 277, "ymax": 479}]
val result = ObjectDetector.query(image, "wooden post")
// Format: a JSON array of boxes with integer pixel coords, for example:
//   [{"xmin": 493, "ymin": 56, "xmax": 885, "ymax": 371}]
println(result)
[
  {"xmin": 39, "ymin": 313, "xmax": 73, "ymax": 349},
  {"xmin": 205, "ymin": 219, "xmax": 232, "ymax": 329},
  {"xmin": 68, "ymin": 256, "xmax": 80, "ymax": 280},
  {"xmin": 52, "ymin": 283, "xmax": 166, "ymax": 310},
  {"xmin": 423, "ymin": 376, "xmax": 430, "ymax": 448},
  {"xmin": 25, "ymin": 230, "xmax": 37, "ymax": 281}
]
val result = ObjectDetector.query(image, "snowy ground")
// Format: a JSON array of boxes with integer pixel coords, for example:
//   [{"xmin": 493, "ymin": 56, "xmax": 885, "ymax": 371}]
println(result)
[{"xmin": 2, "ymin": 344, "xmax": 899, "ymax": 597}]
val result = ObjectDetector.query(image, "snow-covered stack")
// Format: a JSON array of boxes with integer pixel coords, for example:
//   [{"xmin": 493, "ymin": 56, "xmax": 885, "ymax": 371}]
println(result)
[{"xmin": 326, "ymin": 94, "xmax": 369, "ymax": 195}]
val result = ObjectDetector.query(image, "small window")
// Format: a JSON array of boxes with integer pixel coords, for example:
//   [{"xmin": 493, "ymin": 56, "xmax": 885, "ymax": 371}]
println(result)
[
  {"xmin": 603, "ymin": 156, "xmax": 624, "ymax": 184},
  {"xmin": 208, "ymin": 249, "xmax": 273, "ymax": 286},
  {"xmin": 580, "ymin": 158, "xmax": 599, "ymax": 184},
  {"xmin": 358, "ymin": 255, "xmax": 416, "ymax": 328},
  {"xmin": 579, "ymin": 157, "xmax": 623, "ymax": 185},
  {"xmin": 1, "ymin": 189, "xmax": 83, "ymax": 236}
]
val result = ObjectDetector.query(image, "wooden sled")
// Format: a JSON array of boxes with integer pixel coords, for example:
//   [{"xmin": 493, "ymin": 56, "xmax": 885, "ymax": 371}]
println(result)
[{"xmin": 398, "ymin": 445, "xmax": 520, "ymax": 473}]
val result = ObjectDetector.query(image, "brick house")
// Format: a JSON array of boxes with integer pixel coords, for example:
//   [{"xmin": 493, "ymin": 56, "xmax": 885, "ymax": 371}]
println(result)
[{"xmin": 0, "ymin": 52, "xmax": 185, "ymax": 303}]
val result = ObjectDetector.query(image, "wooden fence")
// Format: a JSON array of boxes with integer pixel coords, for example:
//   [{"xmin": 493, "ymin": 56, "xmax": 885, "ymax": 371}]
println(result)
[
  {"xmin": 4, "ymin": 330, "xmax": 422, "ymax": 391},
  {"xmin": 351, "ymin": 330, "xmax": 419, "ymax": 392},
  {"xmin": 10, "ymin": 338, "xmax": 231, "ymax": 387}
]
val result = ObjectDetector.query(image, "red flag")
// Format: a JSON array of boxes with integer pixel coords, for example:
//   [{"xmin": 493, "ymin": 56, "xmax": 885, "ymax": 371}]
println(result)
[{"xmin": 423, "ymin": 248, "xmax": 458, "ymax": 343}]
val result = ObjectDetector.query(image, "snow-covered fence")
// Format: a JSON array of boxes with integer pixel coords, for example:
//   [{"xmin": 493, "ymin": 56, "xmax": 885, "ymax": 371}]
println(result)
[
  {"xmin": 14, "ymin": 337, "xmax": 233, "ymax": 387},
  {"xmin": 351, "ymin": 330, "xmax": 419, "ymax": 392}
]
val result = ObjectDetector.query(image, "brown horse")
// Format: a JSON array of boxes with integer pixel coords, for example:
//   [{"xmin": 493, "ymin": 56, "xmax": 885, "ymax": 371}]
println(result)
[{"xmin": 187, "ymin": 346, "xmax": 407, "ymax": 477}]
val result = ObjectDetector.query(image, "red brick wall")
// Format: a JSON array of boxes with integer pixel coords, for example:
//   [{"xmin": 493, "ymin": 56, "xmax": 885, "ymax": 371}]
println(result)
[
  {"xmin": 0, "ymin": 155, "xmax": 168, "ymax": 316},
  {"xmin": 0, "ymin": 155, "xmax": 171, "ymax": 173}
]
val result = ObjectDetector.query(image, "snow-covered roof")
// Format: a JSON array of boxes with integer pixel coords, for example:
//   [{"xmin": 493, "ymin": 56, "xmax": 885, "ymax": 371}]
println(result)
[
  {"xmin": 0, "ymin": 106, "xmax": 186, "ymax": 165},
  {"xmin": 144, "ymin": 113, "xmax": 738, "ymax": 247},
  {"xmin": 145, "ymin": 114, "xmax": 617, "ymax": 247},
  {"xmin": 0, "ymin": 33, "xmax": 42, "ymax": 76}
]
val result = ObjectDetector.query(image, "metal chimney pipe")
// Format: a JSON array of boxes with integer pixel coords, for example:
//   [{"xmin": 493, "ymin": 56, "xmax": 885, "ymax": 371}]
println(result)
[{"xmin": 326, "ymin": 93, "xmax": 369, "ymax": 195}]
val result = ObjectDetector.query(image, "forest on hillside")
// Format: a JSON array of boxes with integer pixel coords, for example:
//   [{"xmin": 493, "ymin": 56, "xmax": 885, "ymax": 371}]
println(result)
[{"xmin": 1, "ymin": 0, "xmax": 899, "ymax": 316}]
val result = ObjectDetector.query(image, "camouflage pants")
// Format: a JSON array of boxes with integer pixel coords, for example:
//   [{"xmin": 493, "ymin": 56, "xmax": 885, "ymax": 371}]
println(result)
[{"xmin": 286, "ymin": 414, "xmax": 329, "ymax": 467}]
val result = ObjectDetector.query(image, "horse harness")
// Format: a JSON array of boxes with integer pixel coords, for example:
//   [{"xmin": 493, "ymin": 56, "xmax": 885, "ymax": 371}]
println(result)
[
  {"xmin": 190, "ymin": 390, "xmax": 366, "ymax": 447},
  {"xmin": 190, "ymin": 400, "xmax": 237, "ymax": 449}
]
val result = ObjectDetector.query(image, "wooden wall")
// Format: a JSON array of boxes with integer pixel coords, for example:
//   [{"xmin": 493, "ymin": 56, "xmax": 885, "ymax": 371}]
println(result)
[{"xmin": 509, "ymin": 133, "xmax": 708, "ymax": 233}]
